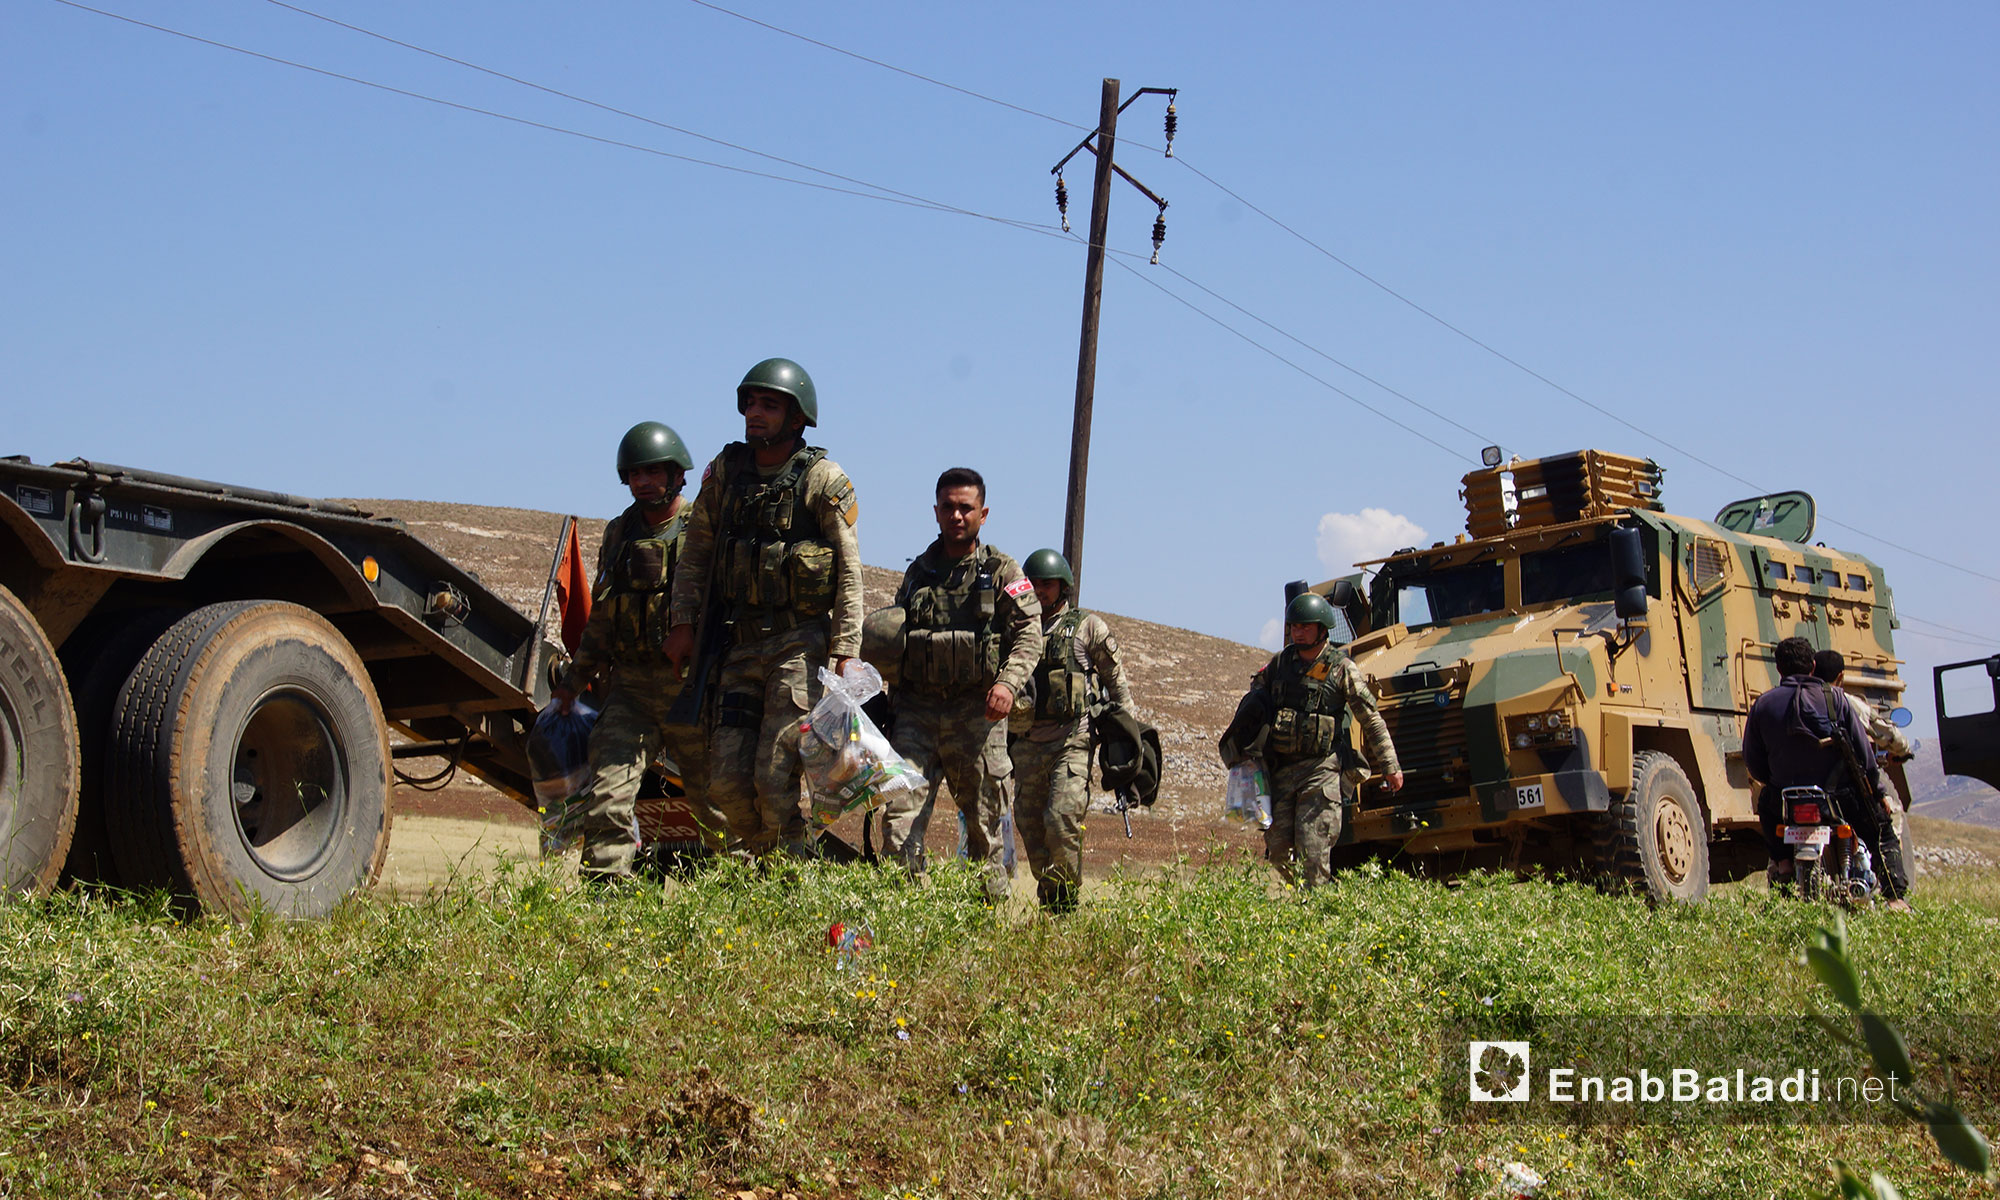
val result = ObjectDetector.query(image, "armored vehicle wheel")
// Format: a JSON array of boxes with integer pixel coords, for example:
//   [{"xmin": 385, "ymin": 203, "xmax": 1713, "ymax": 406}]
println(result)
[
  {"xmin": 108, "ymin": 602, "xmax": 392, "ymax": 918},
  {"xmin": 0, "ymin": 583, "xmax": 80, "ymax": 898},
  {"xmin": 1599, "ymin": 751, "xmax": 1709, "ymax": 903}
]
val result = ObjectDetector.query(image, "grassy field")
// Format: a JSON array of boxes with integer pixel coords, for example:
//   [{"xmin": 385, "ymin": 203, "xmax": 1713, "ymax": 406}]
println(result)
[{"xmin": 2, "ymin": 845, "xmax": 1997, "ymax": 1199}]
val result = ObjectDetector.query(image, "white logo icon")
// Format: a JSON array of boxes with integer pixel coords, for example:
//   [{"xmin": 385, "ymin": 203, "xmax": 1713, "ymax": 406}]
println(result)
[{"xmin": 1469, "ymin": 1040, "xmax": 1531, "ymax": 1102}]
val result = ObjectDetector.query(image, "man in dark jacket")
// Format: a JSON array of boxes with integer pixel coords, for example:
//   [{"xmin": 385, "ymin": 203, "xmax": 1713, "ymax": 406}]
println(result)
[{"xmin": 1743, "ymin": 636, "xmax": 1910, "ymax": 907}]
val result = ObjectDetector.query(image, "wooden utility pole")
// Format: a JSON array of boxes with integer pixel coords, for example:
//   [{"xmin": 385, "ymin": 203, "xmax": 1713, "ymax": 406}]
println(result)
[
  {"xmin": 1062, "ymin": 78, "xmax": 1121, "ymax": 599},
  {"xmin": 1050, "ymin": 80, "xmax": 1176, "ymax": 601}
]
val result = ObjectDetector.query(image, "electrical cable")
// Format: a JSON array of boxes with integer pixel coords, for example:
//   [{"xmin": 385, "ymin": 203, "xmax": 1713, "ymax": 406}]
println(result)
[
  {"xmin": 682, "ymin": 0, "xmax": 1091, "ymax": 133},
  {"xmin": 666, "ymin": 1, "xmax": 1997, "ymax": 588},
  {"xmin": 263, "ymin": 0, "xmax": 987, "ymax": 217},
  {"xmin": 1101, "ymin": 250, "xmax": 1470, "ymax": 461},
  {"xmin": 51, "ymin": 0, "xmax": 1999, "ymax": 609},
  {"xmin": 48, "ymin": 0, "xmax": 1055, "ymax": 231}
]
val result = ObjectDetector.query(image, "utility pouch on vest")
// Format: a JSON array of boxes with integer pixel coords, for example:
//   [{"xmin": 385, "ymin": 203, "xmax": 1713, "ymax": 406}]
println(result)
[
  {"xmin": 609, "ymin": 593, "xmax": 673, "ymax": 656},
  {"xmin": 754, "ymin": 541, "xmax": 788, "ymax": 609},
  {"xmin": 786, "ymin": 539, "xmax": 835, "ymax": 615},
  {"xmin": 1270, "ymin": 710, "xmax": 1339, "ymax": 756},
  {"xmin": 1039, "ymin": 669, "xmax": 1089, "ymax": 721},
  {"xmin": 619, "ymin": 538, "xmax": 670, "ymax": 592},
  {"xmin": 905, "ymin": 628, "xmax": 987, "ymax": 688},
  {"xmin": 1271, "ymin": 708, "xmax": 1299, "ymax": 754},
  {"xmin": 720, "ymin": 538, "xmax": 752, "ymax": 606}
]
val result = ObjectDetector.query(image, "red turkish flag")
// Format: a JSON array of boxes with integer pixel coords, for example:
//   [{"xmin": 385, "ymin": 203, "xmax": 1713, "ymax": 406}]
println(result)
[{"xmin": 553, "ymin": 518, "xmax": 591, "ymax": 656}]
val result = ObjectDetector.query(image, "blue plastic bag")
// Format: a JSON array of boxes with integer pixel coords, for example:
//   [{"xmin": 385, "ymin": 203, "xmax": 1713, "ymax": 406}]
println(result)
[{"xmin": 527, "ymin": 698, "xmax": 596, "ymax": 853}]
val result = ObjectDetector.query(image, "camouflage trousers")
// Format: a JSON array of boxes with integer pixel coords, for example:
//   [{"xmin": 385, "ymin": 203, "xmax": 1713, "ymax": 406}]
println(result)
[
  {"xmin": 711, "ymin": 623, "xmax": 826, "ymax": 855},
  {"xmin": 576, "ymin": 664, "xmax": 717, "ymax": 877},
  {"xmin": 1264, "ymin": 754, "xmax": 1347, "ymax": 889},
  {"xmin": 1009, "ymin": 720, "xmax": 1090, "ymax": 911},
  {"xmin": 883, "ymin": 687, "xmax": 1013, "ymax": 903}
]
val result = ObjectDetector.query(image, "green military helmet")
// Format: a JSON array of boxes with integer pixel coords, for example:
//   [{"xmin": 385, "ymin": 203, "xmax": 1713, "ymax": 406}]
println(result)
[
  {"xmin": 860, "ymin": 605, "xmax": 906, "ymax": 689},
  {"xmin": 736, "ymin": 358, "xmax": 818, "ymax": 428},
  {"xmin": 1022, "ymin": 548, "xmax": 1075, "ymax": 589},
  {"xmin": 1285, "ymin": 591, "xmax": 1338, "ymax": 631},
  {"xmin": 615, "ymin": 421, "xmax": 694, "ymax": 481}
]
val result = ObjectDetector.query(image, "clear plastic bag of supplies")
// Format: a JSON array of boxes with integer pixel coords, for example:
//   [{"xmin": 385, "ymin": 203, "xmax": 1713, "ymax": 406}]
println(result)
[
  {"xmin": 1224, "ymin": 759, "xmax": 1272, "ymax": 830},
  {"xmin": 527, "ymin": 697, "xmax": 597, "ymax": 854},
  {"xmin": 799, "ymin": 663, "xmax": 926, "ymax": 826}
]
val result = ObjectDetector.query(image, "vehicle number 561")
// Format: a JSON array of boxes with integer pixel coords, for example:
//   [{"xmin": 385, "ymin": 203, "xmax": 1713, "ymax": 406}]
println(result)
[{"xmin": 1514, "ymin": 784, "xmax": 1545, "ymax": 810}]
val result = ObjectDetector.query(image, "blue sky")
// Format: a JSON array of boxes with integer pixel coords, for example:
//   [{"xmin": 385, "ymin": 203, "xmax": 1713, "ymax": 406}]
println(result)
[{"xmin": 5, "ymin": 1, "xmax": 1995, "ymax": 732}]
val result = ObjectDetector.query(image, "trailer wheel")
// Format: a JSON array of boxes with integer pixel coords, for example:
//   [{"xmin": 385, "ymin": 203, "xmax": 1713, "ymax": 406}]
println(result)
[
  {"xmin": 58, "ymin": 609, "xmax": 184, "ymax": 886},
  {"xmin": 108, "ymin": 602, "xmax": 391, "ymax": 918},
  {"xmin": 1598, "ymin": 750, "xmax": 1709, "ymax": 903},
  {"xmin": 0, "ymin": 584, "xmax": 80, "ymax": 898}
]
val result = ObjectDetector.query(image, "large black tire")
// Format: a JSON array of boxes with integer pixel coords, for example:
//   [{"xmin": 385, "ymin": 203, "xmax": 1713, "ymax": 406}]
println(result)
[
  {"xmin": 107, "ymin": 602, "xmax": 392, "ymax": 918},
  {"xmin": 0, "ymin": 584, "xmax": 80, "ymax": 897},
  {"xmin": 1598, "ymin": 750, "xmax": 1710, "ymax": 903},
  {"xmin": 58, "ymin": 609, "xmax": 185, "ymax": 886}
]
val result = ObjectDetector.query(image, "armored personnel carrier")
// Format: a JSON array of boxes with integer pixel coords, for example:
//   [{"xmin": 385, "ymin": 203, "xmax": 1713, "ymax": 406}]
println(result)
[{"xmin": 1309, "ymin": 449, "xmax": 1905, "ymax": 901}]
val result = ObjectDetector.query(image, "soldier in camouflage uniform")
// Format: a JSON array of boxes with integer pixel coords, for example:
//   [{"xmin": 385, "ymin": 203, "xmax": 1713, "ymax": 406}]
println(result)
[
  {"xmin": 881, "ymin": 468, "xmax": 1042, "ymax": 903},
  {"xmin": 555, "ymin": 421, "xmax": 713, "ymax": 881},
  {"xmin": 1814, "ymin": 650, "xmax": 1915, "ymax": 762},
  {"xmin": 1223, "ymin": 592, "xmax": 1402, "ymax": 889},
  {"xmin": 664, "ymin": 359, "xmax": 862, "ymax": 856},
  {"xmin": 1008, "ymin": 548, "xmax": 1131, "ymax": 913}
]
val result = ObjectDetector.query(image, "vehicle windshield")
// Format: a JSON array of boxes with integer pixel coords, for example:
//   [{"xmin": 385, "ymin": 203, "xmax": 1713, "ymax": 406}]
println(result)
[
  {"xmin": 1381, "ymin": 561, "xmax": 1503, "ymax": 628},
  {"xmin": 1521, "ymin": 540, "xmax": 1613, "ymax": 607}
]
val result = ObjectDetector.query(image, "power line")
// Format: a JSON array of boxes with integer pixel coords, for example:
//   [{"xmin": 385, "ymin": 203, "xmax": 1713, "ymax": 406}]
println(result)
[
  {"xmin": 1901, "ymin": 614, "xmax": 1995, "ymax": 646},
  {"xmin": 682, "ymin": 0, "xmax": 1091, "ymax": 133},
  {"xmin": 234, "ymin": 0, "xmax": 1505, "ymax": 460},
  {"xmin": 1103, "ymin": 251, "xmax": 1470, "ymax": 461},
  {"xmin": 54, "ymin": 0, "xmax": 1998, "ymax": 608},
  {"xmin": 1898, "ymin": 626, "xmax": 1995, "ymax": 652},
  {"xmin": 50, "ymin": 0, "xmax": 1066, "ymax": 242},
  {"xmin": 1155, "ymin": 263, "xmax": 1498, "ymax": 448},
  {"xmin": 263, "ymin": 0, "xmax": 961, "ymax": 217},
  {"xmin": 667, "ymin": 3, "xmax": 1997, "ymax": 587}
]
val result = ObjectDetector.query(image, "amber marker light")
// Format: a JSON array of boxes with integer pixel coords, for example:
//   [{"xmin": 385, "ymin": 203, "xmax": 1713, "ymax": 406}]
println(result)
[{"xmin": 361, "ymin": 556, "xmax": 380, "ymax": 584}]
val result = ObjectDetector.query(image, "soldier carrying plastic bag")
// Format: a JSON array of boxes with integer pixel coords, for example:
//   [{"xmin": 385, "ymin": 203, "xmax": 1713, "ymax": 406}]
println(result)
[{"xmin": 799, "ymin": 663, "xmax": 926, "ymax": 829}]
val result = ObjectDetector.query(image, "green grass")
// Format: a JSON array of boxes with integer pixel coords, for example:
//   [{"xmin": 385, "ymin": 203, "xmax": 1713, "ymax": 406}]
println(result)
[{"xmin": 2, "ymin": 856, "xmax": 1997, "ymax": 1198}]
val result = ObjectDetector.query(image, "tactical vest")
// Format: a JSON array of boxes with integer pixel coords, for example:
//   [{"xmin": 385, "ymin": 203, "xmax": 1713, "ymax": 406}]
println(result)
[
  {"xmin": 714, "ymin": 443, "xmax": 836, "ymax": 629},
  {"xmin": 605, "ymin": 508, "xmax": 684, "ymax": 659},
  {"xmin": 1266, "ymin": 648, "xmax": 1352, "ymax": 761},
  {"xmin": 901, "ymin": 544, "xmax": 1003, "ymax": 690},
  {"xmin": 1030, "ymin": 609, "xmax": 1096, "ymax": 722}
]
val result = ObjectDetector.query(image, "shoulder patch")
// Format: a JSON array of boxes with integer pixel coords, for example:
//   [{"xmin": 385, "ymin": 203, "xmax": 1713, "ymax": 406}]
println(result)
[
  {"xmin": 1004, "ymin": 577, "xmax": 1033, "ymax": 599},
  {"xmin": 700, "ymin": 461, "xmax": 715, "ymax": 487}
]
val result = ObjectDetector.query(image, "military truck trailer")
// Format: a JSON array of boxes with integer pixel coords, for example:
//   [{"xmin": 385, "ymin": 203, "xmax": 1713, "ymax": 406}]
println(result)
[
  {"xmin": 1305, "ymin": 449, "xmax": 1907, "ymax": 902},
  {"xmin": 0, "ymin": 456, "xmax": 576, "ymax": 916}
]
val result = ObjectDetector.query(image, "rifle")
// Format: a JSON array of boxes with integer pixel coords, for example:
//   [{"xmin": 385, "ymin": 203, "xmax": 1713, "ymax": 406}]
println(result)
[
  {"xmin": 1112, "ymin": 785, "xmax": 1137, "ymax": 839},
  {"xmin": 666, "ymin": 570, "xmax": 728, "ymax": 728}
]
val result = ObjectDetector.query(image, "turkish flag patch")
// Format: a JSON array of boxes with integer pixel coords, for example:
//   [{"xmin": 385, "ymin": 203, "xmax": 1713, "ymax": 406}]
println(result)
[{"xmin": 1004, "ymin": 577, "xmax": 1033, "ymax": 599}]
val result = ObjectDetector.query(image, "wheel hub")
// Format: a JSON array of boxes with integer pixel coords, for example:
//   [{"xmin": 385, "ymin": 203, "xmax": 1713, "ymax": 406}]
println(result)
[
  {"xmin": 1656, "ymin": 801, "xmax": 1695, "ymax": 884},
  {"xmin": 231, "ymin": 689, "xmax": 346, "ymax": 881}
]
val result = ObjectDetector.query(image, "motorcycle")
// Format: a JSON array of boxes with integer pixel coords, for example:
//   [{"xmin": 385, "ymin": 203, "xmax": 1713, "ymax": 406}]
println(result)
[{"xmin": 1780, "ymin": 784, "xmax": 1878, "ymax": 904}]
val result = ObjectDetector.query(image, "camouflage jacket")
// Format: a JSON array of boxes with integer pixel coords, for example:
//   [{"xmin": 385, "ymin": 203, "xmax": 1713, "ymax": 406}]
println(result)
[
  {"xmin": 670, "ymin": 439, "xmax": 863, "ymax": 658},
  {"xmin": 568, "ymin": 500, "xmax": 686, "ymax": 687},
  {"xmin": 893, "ymin": 539, "xmax": 1042, "ymax": 698},
  {"xmin": 1022, "ymin": 605, "xmax": 1132, "ymax": 739},
  {"xmin": 1230, "ymin": 643, "xmax": 1398, "ymax": 773}
]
